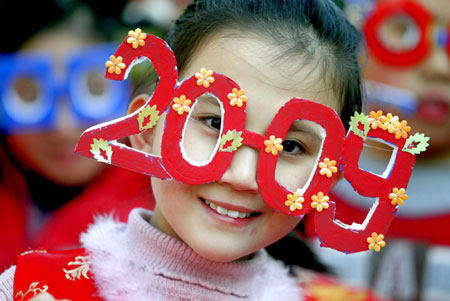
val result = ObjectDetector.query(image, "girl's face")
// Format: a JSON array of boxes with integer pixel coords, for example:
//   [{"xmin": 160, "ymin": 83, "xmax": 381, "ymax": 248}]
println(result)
[
  {"xmin": 364, "ymin": 0, "xmax": 450, "ymax": 155},
  {"xmin": 7, "ymin": 29, "xmax": 104, "ymax": 186},
  {"xmin": 139, "ymin": 32, "xmax": 340, "ymax": 262}
]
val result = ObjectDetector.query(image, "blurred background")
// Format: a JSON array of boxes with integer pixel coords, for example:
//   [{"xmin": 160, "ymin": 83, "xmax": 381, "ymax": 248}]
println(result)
[
  {"xmin": 0, "ymin": 0, "xmax": 189, "ymax": 275},
  {"xmin": 304, "ymin": 1, "xmax": 450, "ymax": 300},
  {"xmin": 0, "ymin": 0, "xmax": 449, "ymax": 300}
]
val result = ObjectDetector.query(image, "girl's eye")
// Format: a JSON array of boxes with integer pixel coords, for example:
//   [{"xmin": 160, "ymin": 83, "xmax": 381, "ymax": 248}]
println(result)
[
  {"xmin": 282, "ymin": 139, "xmax": 306, "ymax": 155},
  {"xmin": 201, "ymin": 116, "xmax": 221, "ymax": 130}
]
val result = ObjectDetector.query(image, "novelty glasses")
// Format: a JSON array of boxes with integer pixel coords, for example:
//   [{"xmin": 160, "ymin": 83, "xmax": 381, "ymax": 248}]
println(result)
[
  {"xmin": 0, "ymin": 44, "xmax": 129, "ymax": 133},
  {"xmin": 76, "ymin": 31, "xmax": 428, "ymax": 253},
  {"xmin": 363, "ymin": 0, "xmax": 450, "ymax": 67}
]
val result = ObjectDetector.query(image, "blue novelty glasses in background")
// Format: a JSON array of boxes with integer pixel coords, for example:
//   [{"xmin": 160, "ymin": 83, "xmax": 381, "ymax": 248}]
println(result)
[{"xmin": 0, "ymin": 44, "xmax": 130, "ymax": 133}]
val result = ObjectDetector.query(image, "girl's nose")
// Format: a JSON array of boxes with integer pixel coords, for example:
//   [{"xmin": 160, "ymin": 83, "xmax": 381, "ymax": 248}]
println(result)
[
  {"xmin": 218, "ymin": 146, "xmax": 259, "ymax": 192},
  {"xmin": 421, "ymin": 46, "xmax": 450, "ymax": 82},
  {"xmin": 55, "ymin": 97, "xmax": 78, "ymax": 131}
]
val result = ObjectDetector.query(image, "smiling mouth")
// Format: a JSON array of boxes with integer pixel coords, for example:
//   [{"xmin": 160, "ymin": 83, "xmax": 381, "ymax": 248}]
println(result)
[{"xmin": 200, "ymin": 198, "xmax": 260, "ymax": 219}]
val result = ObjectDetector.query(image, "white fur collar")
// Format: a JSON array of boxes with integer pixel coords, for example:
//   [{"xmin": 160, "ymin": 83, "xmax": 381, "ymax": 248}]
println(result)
[{"xmin": 81, "ymin": 209, "xmax": 302, "ymax": 300}]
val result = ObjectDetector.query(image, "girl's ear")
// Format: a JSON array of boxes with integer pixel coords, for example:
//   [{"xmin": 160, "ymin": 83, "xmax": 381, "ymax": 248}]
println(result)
[
  {"xmin": 128, "ymin": 94, "xmax": 154, "ymax": 153},
  {"xmin": 332, "ymin": 169, "xmax": 344, "ymax": 186}
]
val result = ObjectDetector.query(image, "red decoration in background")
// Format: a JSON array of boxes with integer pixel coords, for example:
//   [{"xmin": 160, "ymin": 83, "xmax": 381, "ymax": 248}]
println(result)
[
  {"xmin": 0, "ymin": 166, "xmax": 154, "ymax": 272},
  {"xmin": 363, "ymin": 0, "xmax": 432, "ymax": 67},
  {"xmin": 14, "ymin": 249, "xmax": 101, "ymax": 301}
]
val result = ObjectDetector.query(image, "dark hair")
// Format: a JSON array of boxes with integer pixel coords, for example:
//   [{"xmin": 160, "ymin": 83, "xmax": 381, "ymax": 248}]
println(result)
[
  {"xmin": 167, "ymin": 0, "xmax": 363, "ymax": 128},
  {"xmin": 134, "ymin": 0, "xmax": 363, "ymax": 272},
  {"xmin": 0, "ymin": 0, "xmax": 128, "ymax": 53}
]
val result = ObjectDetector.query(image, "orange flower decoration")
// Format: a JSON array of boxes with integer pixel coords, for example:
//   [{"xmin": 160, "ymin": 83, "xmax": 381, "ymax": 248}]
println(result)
[
  {"xmin": 264, "ymin": 135, "xmax": 283, "ymax": 155},
  {"xmin": 382, "ymin": 113, "xmax": 400, "ymax": 133},
  {"xmin": 318, "ymin": 158, "xmax": 338, "ymax": 178},
  {"xmin": 307, "ymin": 283, "xmax": 369, "ymax": 301},
  {"xmin": 311, "ymin": 192, "xmax": 329, "ymax": 212},
  {"xmin": 368, "ymin": 110, "xmax": 385, "ymax": 130},
  {"xmin": 172, "ymin": 95, "xmax": 191, "ymax": 115},
  {"xmin": 367, "ymin": 232, "xmax": 386, "ymax": 252},
  {"xmin": 195, "ymin": 68, "xmax": 215, "ymax": 88},
  {"xmin": 394, "ymin": 120, "xmax": 411, "ymax": 139},
  {"xmin": 228, "ymin": 88, "xmax": 247, "ymax": 107},
  {"xmin": 105, "ymin": 55, "xmax": 126, "ymax": 75},
  {"xmin": 127, "ymin": 28, "xmax": 147, "ymax": 48},
  {"xmin": 285, "ymin": 192, "xmax": 305, "ymax": 212},
  {"xmin": 389, "ymin": 187, "xmax": 408, "ymax": 206}
]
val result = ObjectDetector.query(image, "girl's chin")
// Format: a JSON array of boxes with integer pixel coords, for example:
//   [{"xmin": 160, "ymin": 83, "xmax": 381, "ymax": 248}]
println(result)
[{"xmin": 193, "ymin": 246, "xmax": 254, "ymax": 262}]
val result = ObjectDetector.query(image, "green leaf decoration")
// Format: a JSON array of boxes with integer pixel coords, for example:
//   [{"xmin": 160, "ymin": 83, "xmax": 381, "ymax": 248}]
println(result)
[
  {"xmin": 90, "ymin": 138, "xmax": 113, "ymax": 163},
  {"xmin": 220, "ymin": 130, "xmax": 243, "ymax": 152},
  {"xmin": 349, "ymin": 112, "xmax": 370, "ymax": 139},
  {"xmin": 137, "ymin": 105, "xmax": 160, "ymax": 131},
  {"xmin": 402, "ymin": 133, "xmax": 430, "ymax": 155}
]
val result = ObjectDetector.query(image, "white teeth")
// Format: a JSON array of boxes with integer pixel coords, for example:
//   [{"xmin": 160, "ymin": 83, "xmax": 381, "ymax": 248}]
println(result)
[
  {"xmin": 227, "ymin": 210, "xmax": 239, "ymax": 218},
  {"xmin": 238, "ymin": 212, "xmax": 248, "ymax": 218},
  {"xmin": 203, "ymin": 199, "xmax": 252, "ymax": 218},
  {"xmin": 217, "ymin": 206, "xmax": 228, "ymax": 215}
]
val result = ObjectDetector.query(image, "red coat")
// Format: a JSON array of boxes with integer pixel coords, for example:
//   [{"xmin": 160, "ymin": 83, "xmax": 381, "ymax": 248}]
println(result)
[{"xmin": 0, "ymin": 166, "xmax": 154, "ymax": 272}]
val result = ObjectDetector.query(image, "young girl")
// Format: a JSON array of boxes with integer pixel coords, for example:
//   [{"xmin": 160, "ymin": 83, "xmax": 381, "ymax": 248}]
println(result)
[
  {"xmin": 1, "ymin": 0, "xmax": 367, "ymax": 299},
  {"xmin": 0, "ymin": 2, "xmax": 154, "ymax": 272}
]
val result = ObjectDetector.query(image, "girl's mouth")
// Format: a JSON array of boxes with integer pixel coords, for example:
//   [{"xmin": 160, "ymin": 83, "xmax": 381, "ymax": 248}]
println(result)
[
  {"xmin": 200, "ymin": 197, "xmax": 261, "ymax": 219},
  {"xmin": 417, "ymin": 92, "xmax": 450, "ymax": 125}
]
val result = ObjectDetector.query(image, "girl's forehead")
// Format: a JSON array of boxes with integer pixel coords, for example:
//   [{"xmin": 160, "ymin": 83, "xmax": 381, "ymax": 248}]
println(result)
[{"xmin": 180, "ymin": 32, "xmax": 340, "ymax": 113}]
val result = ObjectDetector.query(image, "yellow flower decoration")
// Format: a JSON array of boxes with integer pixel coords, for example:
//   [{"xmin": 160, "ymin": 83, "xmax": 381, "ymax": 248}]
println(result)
[
  {"xmin": 311, "ymin": 192, "xmax": 330, "ymax": 212},
  {"xmin": 90, "ymin": 138, "xmax": 113, "ymax": 164},
  {"xmin": 394, "ymin": 120, "xmax": 411, "ymax": 139},
  {"xmin": 195, "ymin": 68, "xmax": 215, "ymax": 88},
  {"xmin": 318, "ymin": 158, "xmax": 338, "ymax": 178},
  {"xmin": 367, "ymin": 232, "xmax": 386, "ymax": 252},
  {"xmin": 285, "ymin": 192, "xmax": 305, "ymax": 212},
  {"xmin": 172, "ymin": 95, "xmax": 192, "ymax": 115},
  {"xmin": 228, "ymin": 88, "xmax": 247, "ymax": 107},
  {"xmin": 264, "ymin": 135, "xmax": 283, "ymax": 155},
  {"xmin": 382, "ymin": 113, "xmax": 400, "ymax": 133},
  {"xmin": 368, "ymin": 110, "xmax": 385, "ymax": 130},
  {"xmin": 389, "ymin": 187, "xmax": 408, "ymax": 206},
  {"xmin": 127, "ymin": 28, "xmax": 147, "ymax": 49},
  {"xmin": 307, "ymin": 283, "xmax": 369, "ymax": 301},
  {"xmin": 105, "ymin": 55, "xmax": 126, "ymax": 75}
]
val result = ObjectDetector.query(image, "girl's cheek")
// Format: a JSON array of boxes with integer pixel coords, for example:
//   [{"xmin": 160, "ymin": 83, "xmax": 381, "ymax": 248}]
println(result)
[
  {"xmin": 183, "ymin": 125, "xmax": 220, "ymax": 162},
  {"xmin": 275, "ymin": 158, "xmax": 317, "ymax": 192}
]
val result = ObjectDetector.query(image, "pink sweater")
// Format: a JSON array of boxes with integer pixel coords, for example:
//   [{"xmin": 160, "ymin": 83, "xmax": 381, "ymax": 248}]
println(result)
[{"xmin": 0, "ymin": 208, "xmax": 302, "ymax": 300}]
